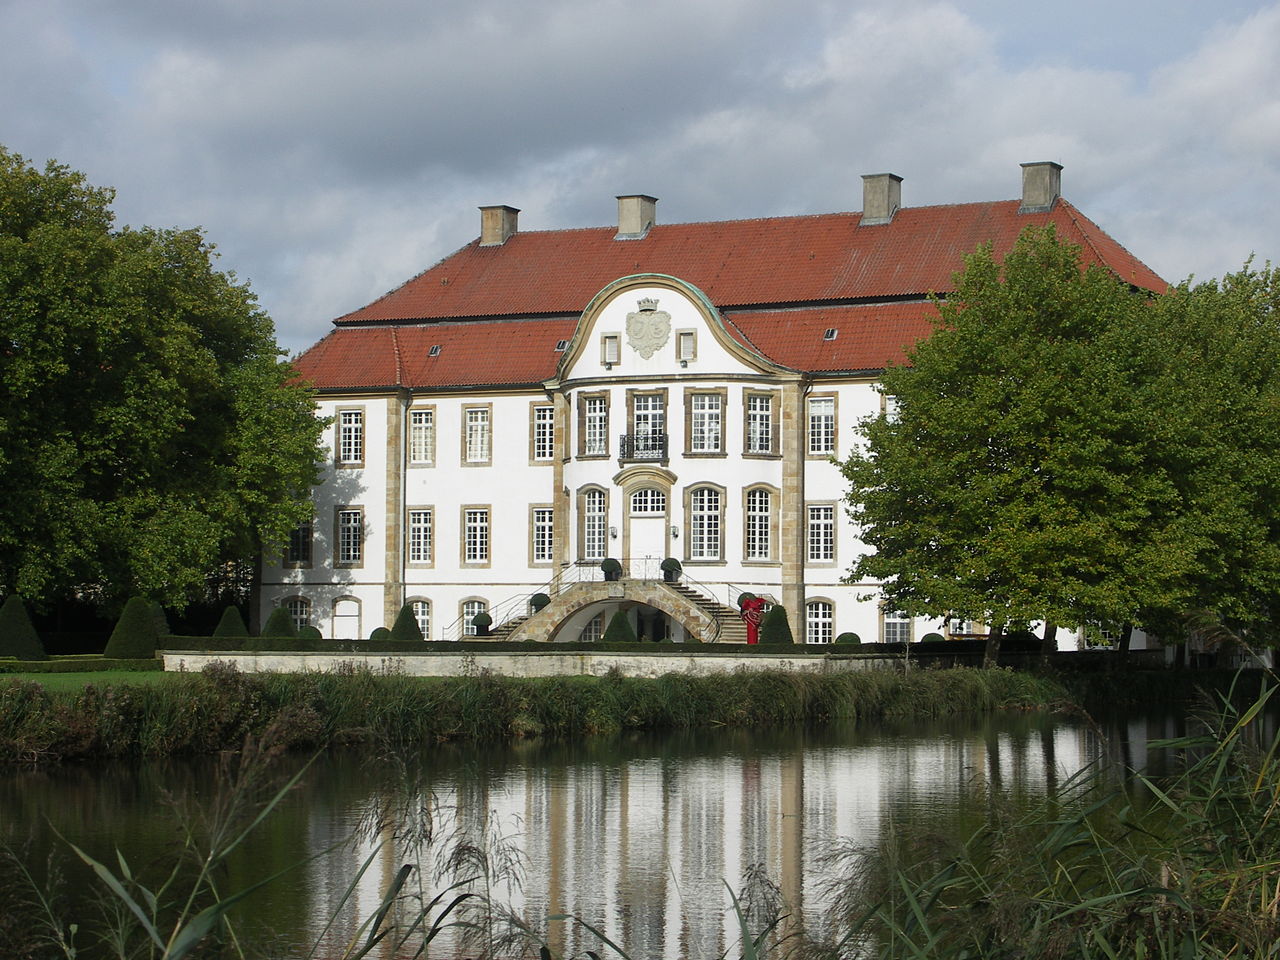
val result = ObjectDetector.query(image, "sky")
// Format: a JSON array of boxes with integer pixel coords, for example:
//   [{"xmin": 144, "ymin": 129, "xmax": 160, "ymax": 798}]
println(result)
[{"xmin": 3, "ymin": 0, "xmax": 1278, "ymax": 355}]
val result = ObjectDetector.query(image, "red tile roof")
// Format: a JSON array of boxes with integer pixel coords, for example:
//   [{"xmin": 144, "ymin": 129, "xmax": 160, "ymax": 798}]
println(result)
[{"xmin": 293, "ymin": 196, "xmax": 1165, "ymax": 390}]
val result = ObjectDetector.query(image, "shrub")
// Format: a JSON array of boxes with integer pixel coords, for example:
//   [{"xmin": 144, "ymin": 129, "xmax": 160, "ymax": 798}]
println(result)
[
  {"xmin": 921, "ymin": 632, "xmax": 945, "ymax": 643},
  {"xmin": 297, "ymin": 625, "xmax": 323, "ymax": 641},
  {"xmin": 260, "ymin": 607, "xmax": 297, "ymax": 639},
  {"xmin": 103, "ymin": 597, "xmax": 160, "ymax": 659},
  {"xmin": 760, "ymin": 605, "xmax": 794, "ymax": 645},
  {"xmin": 602, "ymin": 610, "xmax": 638, "ymax": 643},
  {"xmin": 529, "ymin": 592, "xmax": 551, "ymax": 612},
  {"xmin": 212, "ymin": 606, "xmax": 250, "ymax": 639},
  {"xmin": 0, "ymin": 594, "xmax": 46, "ymax": 661},
  {"xmin": 389, "ymin": 604, "xmax": 425, "ymax": 642},
  {"xmin": 835, "ymin": 632, "xmax": 861, "ymax": 645},
  {"xmin": 369, "ymin": 627, "xmax": 391, "ymax": 641}
]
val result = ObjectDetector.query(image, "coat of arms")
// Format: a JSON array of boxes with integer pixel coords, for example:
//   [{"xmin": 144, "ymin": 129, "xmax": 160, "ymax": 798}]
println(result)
[{"xmin": 625, "ymin": 298, "xmax": 671, "ymax": 359}]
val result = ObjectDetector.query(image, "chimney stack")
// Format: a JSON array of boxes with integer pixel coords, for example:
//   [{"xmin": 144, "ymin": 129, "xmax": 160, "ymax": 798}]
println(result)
[
  {"xmin": 615, "ymin": 195, "xmax": 657, "ymax": 239},
  {"xmin": 479, "ymin": 205, "xmax": 520, "ymax": 246},
  {"xmin": 860, "ymin": 173, "xmax": 902, "ymax": 226},
  {"xmin": 1018, "ymin": 162, "xmax": 1062, "ymax": 213}
]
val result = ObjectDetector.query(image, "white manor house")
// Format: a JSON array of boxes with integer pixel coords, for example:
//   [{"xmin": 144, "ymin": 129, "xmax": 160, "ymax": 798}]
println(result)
[{"xmin": 260, "ymin": 162, "xmax": 1164, "ymax": 646}]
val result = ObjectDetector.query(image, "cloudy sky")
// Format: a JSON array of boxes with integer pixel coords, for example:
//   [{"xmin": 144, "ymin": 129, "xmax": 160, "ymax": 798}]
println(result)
[{"xmin": 3, "ymin": 0, "xmax": 1278, "ymax": 354}]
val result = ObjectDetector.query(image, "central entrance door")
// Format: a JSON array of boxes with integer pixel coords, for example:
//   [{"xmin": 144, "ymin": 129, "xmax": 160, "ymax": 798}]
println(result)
[{"xmin": 627, "ymin": 487, "xmax": 668, "ymax": 579}]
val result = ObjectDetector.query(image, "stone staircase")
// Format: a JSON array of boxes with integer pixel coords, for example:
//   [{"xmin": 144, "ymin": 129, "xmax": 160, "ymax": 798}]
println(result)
[{"xmin": 665, "ymin": 583, "xmax": 749, "ymax": 643}]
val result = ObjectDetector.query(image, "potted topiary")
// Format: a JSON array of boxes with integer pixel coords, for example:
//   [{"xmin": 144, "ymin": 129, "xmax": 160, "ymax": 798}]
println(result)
[
  {"xmin": 530, "ymin": 592, "xmax": 551, "ymax": 613},
  {"xmin": 600, "ymin": 558, "xmax": 622, "ymax": 582},
  {"xmin": 660, "ymin": 557, "xmax": 682, "ymax": 583},
  {"xmin": 471, "ymin": 611, "xmax": 493, "ymax": 637}
]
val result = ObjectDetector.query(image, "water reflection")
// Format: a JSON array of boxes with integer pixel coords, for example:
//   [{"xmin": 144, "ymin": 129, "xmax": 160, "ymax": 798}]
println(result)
[{"xmin": 2, "ymin": 709, "xmax": 1188, "ymax": 959}]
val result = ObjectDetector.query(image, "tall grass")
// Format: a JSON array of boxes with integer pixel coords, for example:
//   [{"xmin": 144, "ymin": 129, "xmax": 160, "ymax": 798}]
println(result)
[{"xmin": 0, "ymin": 662, "xmax": 1067, "ymax": 763}]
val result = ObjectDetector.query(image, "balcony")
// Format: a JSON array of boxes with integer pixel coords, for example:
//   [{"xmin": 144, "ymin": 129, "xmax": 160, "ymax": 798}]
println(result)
[{"xmin": 619, "ymin": 432, "xmax": 668, "ymax": 461}]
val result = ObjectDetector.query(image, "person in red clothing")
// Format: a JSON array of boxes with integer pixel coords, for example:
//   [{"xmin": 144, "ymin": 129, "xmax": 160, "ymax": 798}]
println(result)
[{"xmin": 740, "ymin": 595, "xmax": 766, "ymax": 645}]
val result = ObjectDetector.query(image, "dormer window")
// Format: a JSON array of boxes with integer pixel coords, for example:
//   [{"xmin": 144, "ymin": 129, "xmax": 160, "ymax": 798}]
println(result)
[
  {"xmin": 677, "ymin": 331, "xmax": 696, "ymax": 363},
  {"xmin": 428, "ymin": 344, "xmax": 442, "ymax": 357},
  {"xmin": 601, "ymin": 334, "xmax": 621, "ymax": 367},
  {"xmin": 555, "ymin": 339, "xmax": 569, "ymax": 352},
  {"xmin": 823, "ymin": 328, "xmax": 838, "ymax": 341}
]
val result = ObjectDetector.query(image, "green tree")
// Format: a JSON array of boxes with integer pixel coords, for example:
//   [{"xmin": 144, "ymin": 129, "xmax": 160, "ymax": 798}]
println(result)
[
  {"xmin": 841, "ymin": 226, "xmax": 1165, "ymax": 653},
  {"xmin": 0, "ymin": 147, "xmax": 324, "ymax": 612}
]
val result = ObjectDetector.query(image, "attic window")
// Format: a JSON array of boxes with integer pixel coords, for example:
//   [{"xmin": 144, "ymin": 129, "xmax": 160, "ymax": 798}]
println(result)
[
  {"xmin": 428, "ymin": 345, "xmax": 442, "ymax": 357},
  {"xmin": 823, "ymin": 328, "xmax": 838, "ymax": 341},
  {"xmin": 555, "ymin": 339, "xmax": 569, "ymax": 352}
]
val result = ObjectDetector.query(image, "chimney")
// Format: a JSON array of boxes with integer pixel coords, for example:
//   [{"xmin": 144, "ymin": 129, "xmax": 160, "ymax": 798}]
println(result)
[
  {"xmin": 615, "ymin": 194, "xmax": 657, "ymax": 239},
  {"xmin": 1018, "ymin": 162, "xmax": 1062, "ymax": 213},
  {"xmin": 479, "ymin": 205, "xmax": 520, "ymax": 246},
  {"xmin": 860, "ymin": 173, "xmax": 902, "ymax": 226}
]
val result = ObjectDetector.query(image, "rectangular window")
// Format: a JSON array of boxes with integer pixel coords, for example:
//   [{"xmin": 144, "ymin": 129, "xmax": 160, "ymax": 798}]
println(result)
[
  {"xmin": 583, "ymin": 396, "xmax": 608, "ymax": 457},
  {"xmin": 285, "ymin": 520, "xmax": 312, "ymax": 565},
  {"xmin": 287, "ymin": 597, "xmax": 311, "ymax": 631},
  {"xmin": 338, "ymin": 410, "xmax": 364, "ymax": 465},
  {"xmin": 677, "ymin": 331, "xmax": 696, "ymax": 362},
  {"xmin": 745, "ymin": 489, "xmax": 771, "ymax": 561},
  {"xmin": 412, "ymin": 600, "xmax": 431, "ymax": 640},
  {"xmin": 689, "ymin": 393, "xmax": 723, "ymax": 453},
  {"xmin": 582, "ymin": 489, "xmax": 607, "ymax": 561},
  {"xmin": 464, "ymin": 407, "xmax": 491, "ymax": 464},
  {"xmin": 532, "ymin": 508, "xmax": 554, "ymax": 563},
  {"xmin": 629, "ymin": 392, "xmax": 666, "ymax": 460},
  {"xmin": 464, "ymin": 508, "xmax": 489, "ymax": 563},
  {"xmin": 532, "ymin": 405, "xmax": 555, "ymax": 461},
  {"xmin": 409, "ymin": 409, "xmax": 434, "ymax": 465},
  {"xmin": 407, "ymin": 509, "xmax": 433, "ymax": 564},
  {"xmin": 746, "ymin": 394, "xmax": 774, "ymax": 454},
  {"xmin": 808, "ymin": 504, "xmax": 835, "ymax": 561},
  {"xmin": 808, "ymin": 397, "xmax": 835, "ymax": 456},
  {"xmin": 602, "ymin": 334, "xmax": 621, "ymax": 365},
  {"xmin": 807, "ymin": 601, "xmax": 834, "ymax": 644},
  {"xmin": 337, "ymin": 508, "xmax": 363, "ymax": 565}
]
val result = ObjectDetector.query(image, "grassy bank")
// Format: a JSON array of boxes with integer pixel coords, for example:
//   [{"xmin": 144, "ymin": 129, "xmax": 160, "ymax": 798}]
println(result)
[{"xmin": 1, "ymin": 662, "xmax": 1066, "ymax": 763}]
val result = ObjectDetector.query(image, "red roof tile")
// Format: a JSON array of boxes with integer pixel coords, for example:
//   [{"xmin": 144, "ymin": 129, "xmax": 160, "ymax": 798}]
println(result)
[{"xmin": 335, "ymin": 199, "xmax": 1164, "ymax": 325}]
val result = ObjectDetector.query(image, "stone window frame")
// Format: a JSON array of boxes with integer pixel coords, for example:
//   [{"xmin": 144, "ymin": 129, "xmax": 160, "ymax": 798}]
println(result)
[
  {"xmin": 623, "ymin": 387, "xmax": 669, "ymax": 463},
  {"xmin": 284, "ymin": 595, "xmax": 311, "ymax": 632},
  {"xmin": 460, "ymin": 505, "xmax": 491, "ymax": 567},
  {"xmin": 806, "ymin": 501, "xmax": 838, "ymax": 566},
  {"xmin": 684, "ymin": 482, "xmax": 726, "ymax": 564},
  {"xmin": 742, "ymin": 483, "xmax": 780, "ymax": 565},
  {"xmin": 742, "ymin": 389, "xmax": 782, "ymax": 458},
  {"xmin": 601, "ymin": 333, "xmax": 621, "ymax": 367},
  {"xmin": 406, "ymin": 505, "xmax": 434, "ymax": 568},
  {"xmin": 676, "ymin": 329, "xmax": 697, "ymax": 363},
  {"xmin": 408, "ymin": 405, "xmax": 436, "ymax": 467},
  {"xmin": 683, "ymin": 386, "xmax": 729, "ymax": 458},
  {"xmin": 283, "ymin": 518, "xmax": 313, "ymax": 568},
  {"xmin": 530, "ymin": 503, "xmax": 555, "ymax": 566},
  {"xmin": 529, "ymin": 402, "xmax": 556, "ymax": 465},
  {"xmin": 460, "ymin": 403, "xmax": 493, "ymax": 467},
  {"xmin": 333, "ymin": 505, "xmax": 364, "ymax": 568},
  {"xmin": 806, "ymin": 599, "xmax": 835, "ymax": 644},
  {"xmin": 806, "ymin": 393, "xmax": 838, "ymax": 459},
  {"xmin": 331, "ymin": 595, "xmax": 361, "ymax": 641},
  {"xmin": 577, "ymin": 391, "xmax": 610, "ymax": 459},
  {"xmin": 577, "ymin": 485, "xmax": 610, "ymax": 563},
  {"xmin": 335, "ymin": 406, "xmax": 366, "ymax": 468}
]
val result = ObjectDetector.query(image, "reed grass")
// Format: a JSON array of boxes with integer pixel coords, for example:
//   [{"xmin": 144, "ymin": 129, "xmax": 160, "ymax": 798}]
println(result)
[{"xmin": 0, "ymin": 661, "xmax": 1066, "ymax": 763}]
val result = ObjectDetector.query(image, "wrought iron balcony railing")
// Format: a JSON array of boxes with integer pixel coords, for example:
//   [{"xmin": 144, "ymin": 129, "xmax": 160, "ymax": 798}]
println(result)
[{"xmin": 619, "ymin": 432, "xmax": 668, "ymax": 460}]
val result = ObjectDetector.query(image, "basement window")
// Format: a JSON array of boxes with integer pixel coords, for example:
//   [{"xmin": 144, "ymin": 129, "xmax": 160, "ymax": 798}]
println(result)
[
  {"xmin": 823, "ymin": 328, "xmax": 838, "ymax": 341},
  {"xmin": 428, "ymin": 344, "xmax": 442, "ymax": 357}
]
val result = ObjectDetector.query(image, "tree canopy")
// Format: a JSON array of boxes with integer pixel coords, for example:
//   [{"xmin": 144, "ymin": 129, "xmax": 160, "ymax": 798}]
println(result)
[
  {"xmin": 842, "ymin": 225, "xmax": 1280, "ymax": 643},
  {"xmin": 0, "ymin": 147, "xmax": 324, "ymax": 612}
]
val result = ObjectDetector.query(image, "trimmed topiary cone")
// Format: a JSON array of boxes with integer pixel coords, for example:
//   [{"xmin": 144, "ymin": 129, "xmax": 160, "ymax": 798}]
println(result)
[
  {"xmin": 261, "ymin": 606, "xmax": 298, "ymax": 639},
  {"xmin": 212, "ymin": 605, "xmax": 250, "ymax": 638},
  {"xmin": 389, "ymin": 604, "xmax": 425, "ymax": 642},
  {"xmin": 602, "ymin": 610, "xmax": 637, "ymax": 643},
  {"xmin": 104, "ymin": 597, "xmax": 160, "ymax": 659},
  {"xmin": 760, "ymin": 604, "xmax": 794, "ymax": 644},
  {"xmin": 0, "ymin": 594, "xmax": 47, "ymax": 661}
]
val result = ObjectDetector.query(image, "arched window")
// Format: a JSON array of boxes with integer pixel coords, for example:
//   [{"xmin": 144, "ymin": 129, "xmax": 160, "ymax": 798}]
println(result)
[
  {"xmin": 689, "ymin": 487, "xmax": 722, "ymax": 560},
  {"xmin": 411, "ymin": 599, "xmax": 431, "ymax": 640},
  {"xmin": 286, "ymin": 597, "xmax": 311, "ymax": 631},
  {"xmin": 462, "ymin": 599, "xmax": 488, "ymax": 637},
  {"xmin": 332, "ymin": 597, "xmax": 360, "ymax": 640},
  {"xmin": 630, "ymin": 488, "xmax": 666, "ymax": 516},
  {"xmin": 582, "ymin": 488, "xmax": 607, "ymax": 561},
  {"xmin": 745, "ymin": 488, "xmax": 772, "ymax": 560},
  {"xmin": 806, "ymin": 600, "xmax": 834, "ymax": 644}
]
